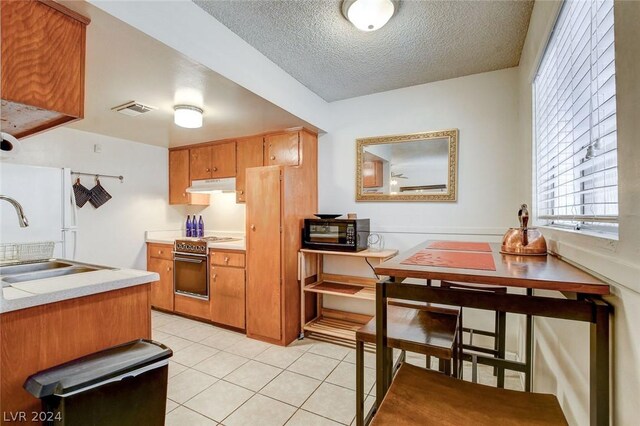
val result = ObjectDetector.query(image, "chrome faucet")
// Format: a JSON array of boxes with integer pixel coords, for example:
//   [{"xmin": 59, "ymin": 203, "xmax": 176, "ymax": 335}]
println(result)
[{"xmin": 0, "ymin": 195, "xmax": 29, "ymax": 227}]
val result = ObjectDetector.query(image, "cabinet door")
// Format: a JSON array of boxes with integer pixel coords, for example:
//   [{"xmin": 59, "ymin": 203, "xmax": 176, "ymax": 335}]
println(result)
[
  {"xmin": 190, "ymin": 146, "xmax": 212, "ymax": 180},
  {"xmin": 265, "ymin": 133, "xmax": 299, "ymax": 166},
  {"xmin": 363, "ymin": 160, "xmax": 383, "ymax": 188},
  {"xmin": 210, "ymin": 266, "xmax": 245, "ymax": 329},
  {"xmin": 148, "ymin": 257, "xmax": 174, "ymax": 311},
  {"xmin": 169, "ymin": 150, "xmax": 209, "ymax": 205},
  {"xmin": 236, "ymin": 136, "xmax": 264, "ymax": 203},
  {"xmin": 1, "ymin": 0, "xmax": 88, "ymax": 138},
  {"xmin": 210, "ymin": 142, "xmax": 237, "ymax": 178},
  {"xmin": 246, "ymin": 167, "xmax": 282, "ymax": 341}
]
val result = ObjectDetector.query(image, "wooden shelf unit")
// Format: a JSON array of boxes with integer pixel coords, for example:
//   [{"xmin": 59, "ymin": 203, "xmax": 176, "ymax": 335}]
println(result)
[{"xmin": 299, "ymin": 248, "xmax": 398, "ymax": 343}]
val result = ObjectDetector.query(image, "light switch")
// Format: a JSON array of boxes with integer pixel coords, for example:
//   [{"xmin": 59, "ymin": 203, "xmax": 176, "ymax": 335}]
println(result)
[{"xmin": 94, "ymin": 144, "xmax": 102, "ymax": 153}]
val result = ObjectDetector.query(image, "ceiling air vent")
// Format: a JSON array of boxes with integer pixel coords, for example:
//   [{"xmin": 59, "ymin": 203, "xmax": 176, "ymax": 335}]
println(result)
[{"xmin": 111, "ymin": 101, "xmax": 157, "ymax": 117}]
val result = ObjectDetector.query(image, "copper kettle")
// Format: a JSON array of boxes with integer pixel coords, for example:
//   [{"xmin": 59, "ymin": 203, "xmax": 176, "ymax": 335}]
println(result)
[{"xmin": 500, "ymin": 204, "xmax": 547, "ymax": 256}]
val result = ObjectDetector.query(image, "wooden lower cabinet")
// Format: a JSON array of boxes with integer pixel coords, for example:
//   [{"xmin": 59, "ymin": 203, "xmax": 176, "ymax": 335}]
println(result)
[
  {"xmin": 0, "ymin": 285, "xmax": 150, "ymax": 419},
  {"xmin": 147, "ymin": 243, "xmax": 247, "ymax": 330},
  {"xmin": 147, "ymin": 244, "xmax": 174, "ymax": 311},
  {"xmin": 210, "ymin": 266, "xmax": 245, "ymax": 329}
]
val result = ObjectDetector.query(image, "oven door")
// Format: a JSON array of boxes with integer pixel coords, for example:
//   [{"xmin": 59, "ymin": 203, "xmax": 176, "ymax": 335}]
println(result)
[{"xmin": 173, "ymin": 253, "xmax": 209, "ymax": 299}]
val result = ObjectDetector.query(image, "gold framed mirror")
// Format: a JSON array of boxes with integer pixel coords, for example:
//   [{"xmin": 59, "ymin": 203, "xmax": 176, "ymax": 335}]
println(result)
[{"xmin": 356, "ymin": 129, "xmax": 458, "ymax": 202}]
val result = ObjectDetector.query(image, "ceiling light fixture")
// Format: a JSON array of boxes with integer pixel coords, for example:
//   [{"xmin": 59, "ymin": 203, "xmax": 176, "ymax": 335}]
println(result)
[
  {"xmin": 174, "ymin": 105, "xmax": 203, "ymax": 128},
  {"xmin": 342, "ymin": 0, "xmax": 398, "ymax": 32}
]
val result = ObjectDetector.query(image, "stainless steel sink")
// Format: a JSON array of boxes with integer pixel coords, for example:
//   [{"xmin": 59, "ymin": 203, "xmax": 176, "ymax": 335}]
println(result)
[
  {"xmin": 0, "ymin": 260, "xmax": 113, "ymax": 288},
  {"xmin": 0, "ymin": 260, "xmax": 74, "ymax": 276},
  {"xmin": 2, "ymin": 266, "xmax": 100, "ymax": 284}
]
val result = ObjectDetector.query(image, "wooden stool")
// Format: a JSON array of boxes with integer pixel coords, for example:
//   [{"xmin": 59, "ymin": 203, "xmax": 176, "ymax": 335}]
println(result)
[
  {"xmin": 355, "ymin": 303, "xmax": 462, "ymax": 426},
  {"xmin": 440, "ymin": 280, "xmax": 508, "ymax": 387},
  {"xmin": 371, "ymin": 363, "xmax": 567, "ymax": 426}
]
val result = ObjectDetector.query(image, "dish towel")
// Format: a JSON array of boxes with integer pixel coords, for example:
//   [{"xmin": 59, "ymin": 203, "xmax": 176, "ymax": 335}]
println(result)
[
  {"xmin": 73, "ymin": 179, "xmax": 92, "ymax": 208},
  {"xmin": 89, "ymin": 178, "xmax": 112, "ymax": 208}
]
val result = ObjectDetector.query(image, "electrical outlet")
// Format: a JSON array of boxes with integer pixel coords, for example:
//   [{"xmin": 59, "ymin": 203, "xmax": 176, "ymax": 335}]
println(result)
[{"xmin": 94, "ymin": 144, "xmax": 102, "ymax": 153}]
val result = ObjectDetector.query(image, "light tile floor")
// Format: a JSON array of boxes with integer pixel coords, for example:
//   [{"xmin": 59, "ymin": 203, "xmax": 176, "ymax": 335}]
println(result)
[{"xmin": 154, "ymin": 310, "xmax": 523, "ymax": 426}]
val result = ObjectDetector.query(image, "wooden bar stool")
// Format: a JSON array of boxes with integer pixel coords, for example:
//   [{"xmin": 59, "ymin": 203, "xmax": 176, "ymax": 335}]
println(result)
[
  {"xmin": 440, "ymin": 280, "xmax": 508, "ymax": 387},
  {"xmin": 370, "ymin": 363, "xmax": 567, "ymax": 426},
  {"xmin": 355, "ymin": 302, "xmax": 462, "ymax": 426}
]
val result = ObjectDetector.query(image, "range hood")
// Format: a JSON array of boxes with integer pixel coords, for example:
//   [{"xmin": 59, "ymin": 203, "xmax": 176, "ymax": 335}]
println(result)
[{"xmin": 186, "ymin": 178, "xmax": 236, "ymax": 194}]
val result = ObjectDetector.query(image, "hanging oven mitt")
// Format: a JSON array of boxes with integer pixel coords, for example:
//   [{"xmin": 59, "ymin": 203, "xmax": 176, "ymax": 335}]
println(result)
[
  {"xmin": 89, "ymin": 178, "xmax": 112, "ymax": 208},
  {"xmin": 73, "ymin": 178, "xmax": 91, "ymax": 208}
]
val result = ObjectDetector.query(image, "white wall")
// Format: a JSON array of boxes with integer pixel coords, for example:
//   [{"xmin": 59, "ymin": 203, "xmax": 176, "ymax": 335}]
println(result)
[
  {"xmin": 1, "ymin": 127, "xmax": 185, "ymax": 270},
  {"xmin": 182, "ymin": 192, "xmax": 246, "ymax": 233},
  {"xmin": 517, "ymin": 1, "xmax": 640, "ymax": 424},
  {"xmin": 318, "ymin": 67, "xmax": 524, "ymax": 352},
  {"xmin": 319, "ymin": 67, "xmax": 521, "ymax": 244}
]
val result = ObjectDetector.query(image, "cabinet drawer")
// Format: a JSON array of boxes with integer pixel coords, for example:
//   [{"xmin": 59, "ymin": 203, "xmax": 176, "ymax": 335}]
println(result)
[
  {"xmin": 148, "ymin": 243, "xmax": 173, "ymax": 260},
  {"xmin": 210, "ymin": 251, "xmax": 245, "ymax": 267}
]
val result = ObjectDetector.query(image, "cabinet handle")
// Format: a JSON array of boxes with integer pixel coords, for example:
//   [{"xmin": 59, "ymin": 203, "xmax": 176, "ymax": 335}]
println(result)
[
  {"xmin": 158, "ymin": 250, "xmax": 163, "ymax": 255},
  {"xmin": 224, "ymin": 256, "xmax": 229, "ymax": 264},
  {"xmin": 182, "ymin": 192, "xmax": 187, "ymax": 197},
  {"xmin": 251, "ymin": 224, "xmax": 256, "ymax": 231},
  {"xmin": 238, "ymin": 190, "xmax": 244, "ymax": 195},
  {"xmin": 212, "ymin": 273, "xmax": 217, "ymax": 282},
  {"xmin": 270, "ymin": 155, "xmax": 276, "ymax": 161},
  {"xmin": 206, "ymin": 168, "xmax": 210, "ymax": 172},
  {"xmin": 213, "ymin": 166, "xmax": 218, "ymax": 172},
  {"xmin": 167, "ymin": 267, "xmax": 171, "ymax": 272}
]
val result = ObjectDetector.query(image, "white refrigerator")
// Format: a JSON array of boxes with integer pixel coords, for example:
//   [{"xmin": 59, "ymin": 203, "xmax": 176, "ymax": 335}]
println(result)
[{"xmin": 0, "ymin": 163, "xmax": 77, "ymax": 259}]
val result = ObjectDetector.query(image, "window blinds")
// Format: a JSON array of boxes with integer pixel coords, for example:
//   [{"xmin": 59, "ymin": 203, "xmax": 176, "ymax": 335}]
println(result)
[{"xmin": 534, "ymin": 0, "xmax": 618, "ymax": 235}]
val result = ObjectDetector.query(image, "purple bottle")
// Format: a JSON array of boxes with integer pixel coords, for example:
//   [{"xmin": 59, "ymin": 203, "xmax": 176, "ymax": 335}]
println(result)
[
  {"xmin": 186, "ymin": 215, "xmax": 192, "ymax": 237},
  {"xmin": 198, "ymin": 215, "xmax": 204, "ymax": 238}
]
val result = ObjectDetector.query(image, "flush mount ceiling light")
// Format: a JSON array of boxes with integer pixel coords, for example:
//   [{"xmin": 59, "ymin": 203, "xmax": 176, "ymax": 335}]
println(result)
[
  {"xmin": 174, "ymin": 105, "xmax": 203, "ymax": 128},
  {"xmin": 342, "ymin": 0, "xmax": 398, "ymax": 32}
]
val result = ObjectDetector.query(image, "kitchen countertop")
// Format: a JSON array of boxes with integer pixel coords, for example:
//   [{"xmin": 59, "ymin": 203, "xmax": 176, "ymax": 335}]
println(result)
[
  {"xmin": 145, "ymin": 230, "xmax": 246, "ymax": 251},
  {"xmin": 1, "ymin": 265, "xmax": 158, "ymax": 314}
]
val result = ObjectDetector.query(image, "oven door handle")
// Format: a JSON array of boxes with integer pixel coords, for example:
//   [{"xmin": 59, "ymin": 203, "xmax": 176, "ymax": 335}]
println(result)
[
  {"xmin": 174, "ymin": 256, "xmax": 205, "ymax": 264},
  {"xmin": 172, "ymin": 251, "xmax": 208, "ymax": 258}
]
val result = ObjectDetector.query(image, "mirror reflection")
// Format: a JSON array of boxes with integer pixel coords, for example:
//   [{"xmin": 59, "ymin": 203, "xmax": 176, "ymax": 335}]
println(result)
[{"xmin": 356, "ymin": 130, "xmax": 458, "ymax": 202}]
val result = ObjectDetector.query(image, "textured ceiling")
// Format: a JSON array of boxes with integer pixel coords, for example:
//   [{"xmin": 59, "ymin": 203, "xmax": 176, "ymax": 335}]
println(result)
[{"xmin": 194, "ymin": 0, "xmax": 534, "ymax": 101}]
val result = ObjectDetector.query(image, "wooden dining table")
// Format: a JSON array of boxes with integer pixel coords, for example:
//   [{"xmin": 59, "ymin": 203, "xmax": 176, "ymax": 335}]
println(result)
[{"xmin": 373, "ymin": 241, "xmax": 611, "ymax": 426}]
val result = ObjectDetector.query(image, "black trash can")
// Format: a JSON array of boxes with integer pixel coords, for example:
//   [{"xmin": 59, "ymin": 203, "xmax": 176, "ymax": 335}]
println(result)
[{"xmin": 24, "ymin": 339, "xmax": 172, "ymax": 426}]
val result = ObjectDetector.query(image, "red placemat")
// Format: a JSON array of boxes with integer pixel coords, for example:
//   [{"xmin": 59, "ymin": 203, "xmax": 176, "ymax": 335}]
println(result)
[
  {"xmin": 401, "ymin": 249, "xmax": 497, "ymax": 271},
  {"xmin": 427, "ymin": 241, "xmax": 492, "ymax": 252}
]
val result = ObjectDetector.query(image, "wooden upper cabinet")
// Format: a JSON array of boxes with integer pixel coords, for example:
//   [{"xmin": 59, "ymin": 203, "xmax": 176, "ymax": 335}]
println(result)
[
  {"xmin": 265, "ymin": 133, "xmax": 299, "ymax": 166},
  {"xmin": 211, "ymin": 141, "xmax": 236, "ymax": 178},
  {"xmin": 190, "ymin": 145, "xmax": 212, "ymax": 180},
  {"xmin": 190, "ymin": 142, "xmax": 237, "ymax": 180},
  {"xmin": 363, "ymin": 160, "xmax": 383, "ymax": 188},
  {"xmin": 236, "ymin": 136, "xmax": 264, "ymax": 203},
  {"xmin": 1, "ymin": 0, "xmax": 90, "ymax": 138},
  {"xmin": 169, "ymin": 149, "xmax": 209, "ymax": 205}
]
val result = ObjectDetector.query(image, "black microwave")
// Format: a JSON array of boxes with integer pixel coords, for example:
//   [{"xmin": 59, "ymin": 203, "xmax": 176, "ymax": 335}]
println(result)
[{"xmin": 303, "ymin": 218, "xmax": 370, "ymax": 252}]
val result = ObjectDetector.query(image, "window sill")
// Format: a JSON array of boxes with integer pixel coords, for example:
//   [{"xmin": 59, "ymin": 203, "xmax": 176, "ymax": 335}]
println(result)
[{"xmin": 537, "ymin": 225, "xmax": 619, "ymax": 243}]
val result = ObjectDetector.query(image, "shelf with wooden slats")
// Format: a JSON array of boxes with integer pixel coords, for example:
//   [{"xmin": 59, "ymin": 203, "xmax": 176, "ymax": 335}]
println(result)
[
  {"xmin": 299, "ymin": 249, "xmax": 398, "ymax": 344},
  {"xmin": 303, "ymin": 309, "xmax": 373, "ymax": 343},
  {"xmin": 303, "ymin": 272, "xmax": 380, "ymax": 300}
]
